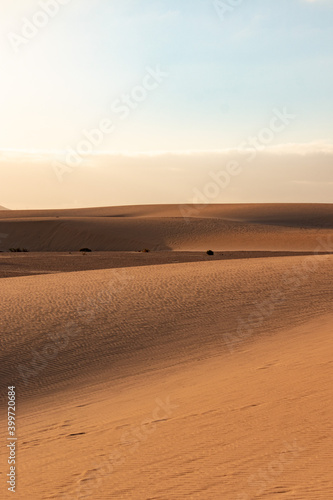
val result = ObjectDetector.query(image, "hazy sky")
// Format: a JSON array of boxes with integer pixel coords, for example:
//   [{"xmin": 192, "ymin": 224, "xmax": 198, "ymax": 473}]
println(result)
[{"xmin": 0, "ymin": 0, "xmax": 332, "ymax": 208}]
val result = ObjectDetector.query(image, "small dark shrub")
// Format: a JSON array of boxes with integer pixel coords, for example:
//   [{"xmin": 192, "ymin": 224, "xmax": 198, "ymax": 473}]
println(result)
[
  {"xmin": 142, "ymin": 249, "xmax": 150, "ymax": 253},
  {"xmin": 80, "ymin": 248, "xmax": 92, "ymax": 252},
  {"xmin": 206, "ymin": 250, "xmax": 214, "ymax": 256},
  {"xmin": 9, "ymin": 248, "xmax": 29, "ymax": 253}
]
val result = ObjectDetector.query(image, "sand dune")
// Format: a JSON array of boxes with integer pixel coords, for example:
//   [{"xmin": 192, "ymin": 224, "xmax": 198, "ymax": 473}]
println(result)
[
  {"xmin": 0, "ymin": 250, "xmax": 322, "ymax": 279},
  {"xmin": 1, "ymin": 203, "xmax": 333, "ymax": 251},
  {"xmin": 0, "ymin": 255, "xmax": 332, "ymax": 400},
  {"xmin": 1, "ymin": 203, "xmax": 333, "ymax": 223},
  {"xmin": 1, "ymin": 205, "xmax": 332, "ymax": 499},
  {"xmin": 9, "ymin": 315, "xmax": 330, "ymax": 500},
  {"xmin": 1, "ymin": 253, "xmax": 333, "ymax": 498}
]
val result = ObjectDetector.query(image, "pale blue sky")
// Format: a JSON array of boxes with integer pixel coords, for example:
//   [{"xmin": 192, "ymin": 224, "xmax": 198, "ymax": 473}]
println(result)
[
  {"xmin": 0, "ymin": 0, "xmax": 333, "ymax": 209},
  {"xmin": 1, "ymin": 0, "xmax": 332, "ymax": 153}
]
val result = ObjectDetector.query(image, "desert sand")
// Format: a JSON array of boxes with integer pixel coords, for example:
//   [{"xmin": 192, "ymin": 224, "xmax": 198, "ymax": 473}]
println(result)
[
  {"xmin": 0, "ymin": 204, "xmax": 332, "ymax": 499},
  {"xmin": 1, "ymin": 203, "xmax": 333, "ymax": 252}
]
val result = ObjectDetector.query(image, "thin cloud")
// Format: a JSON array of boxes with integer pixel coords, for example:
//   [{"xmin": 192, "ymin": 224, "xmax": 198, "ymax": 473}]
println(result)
[{"xmin": 1, "ymin": 144, "xmax": 333, "ymax": 209}]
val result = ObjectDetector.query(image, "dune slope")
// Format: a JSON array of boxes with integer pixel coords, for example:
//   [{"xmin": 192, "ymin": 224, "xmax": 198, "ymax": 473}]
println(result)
[
  {"xmin": 0, "ymin": 255, "xmax": 332, "ymax": 499},
  {"xmin": 0, "ymin": 255, "xmax": 332, "ymax": 399}
]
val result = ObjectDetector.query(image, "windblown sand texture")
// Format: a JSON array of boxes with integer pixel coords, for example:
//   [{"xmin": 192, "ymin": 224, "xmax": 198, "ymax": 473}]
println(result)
[{"xmin": 0, "ymin": 204, "xmax": 332, "ymax": 499}]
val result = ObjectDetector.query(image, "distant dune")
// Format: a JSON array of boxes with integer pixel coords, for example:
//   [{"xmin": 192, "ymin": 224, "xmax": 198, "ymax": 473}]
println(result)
[
  {"xmin": 0, "ymin": 205, "xmax": 9, "ymax": 210},
  {"xmin": 1, "ymin": 203, "xmax": 333, "ymax": 252}
]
